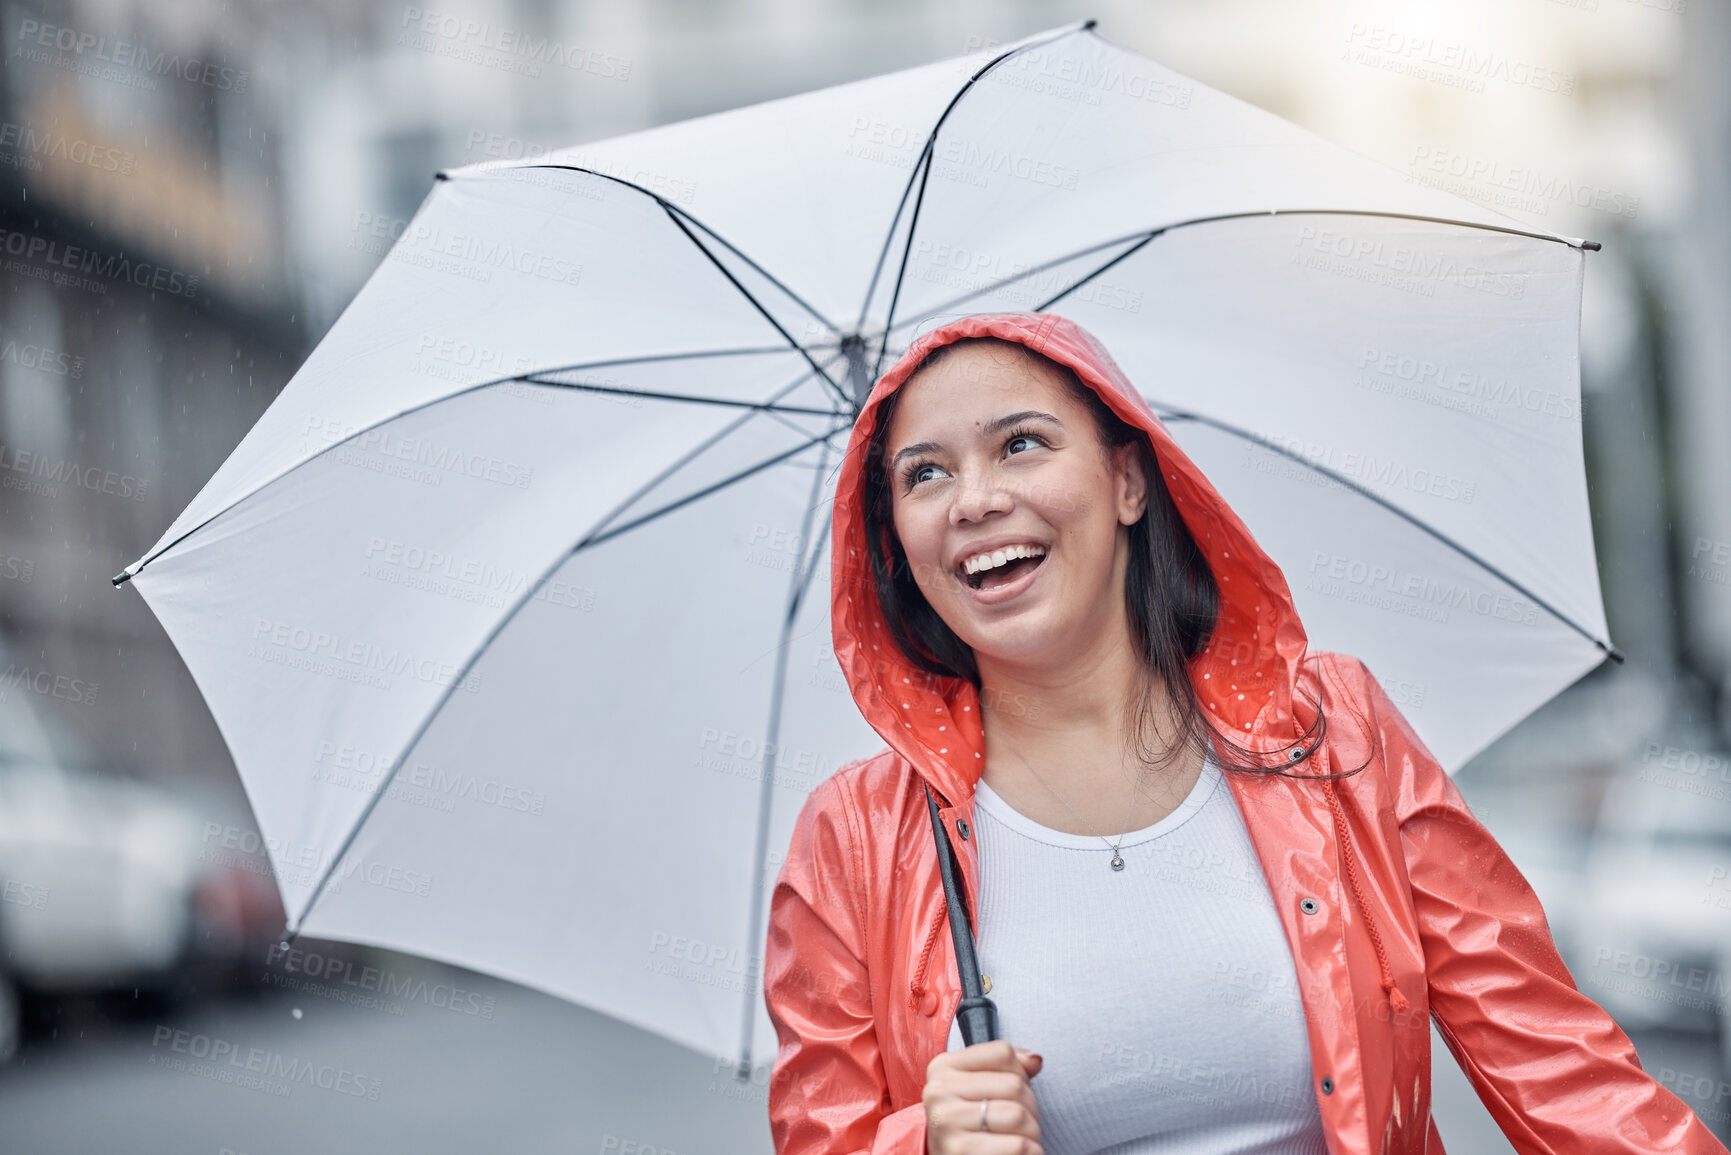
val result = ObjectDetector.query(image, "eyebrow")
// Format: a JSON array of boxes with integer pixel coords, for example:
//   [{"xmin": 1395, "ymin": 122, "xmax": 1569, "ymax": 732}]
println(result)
[{"xmin": 890, "ymin": 410, "xmax": 1063, "ymax": 471}]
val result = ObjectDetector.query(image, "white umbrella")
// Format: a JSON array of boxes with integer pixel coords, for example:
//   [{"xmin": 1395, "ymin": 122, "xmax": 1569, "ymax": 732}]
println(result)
[{"xmin": 114, "ymin": 21, "xmax": 1615, "ymax": 1076}]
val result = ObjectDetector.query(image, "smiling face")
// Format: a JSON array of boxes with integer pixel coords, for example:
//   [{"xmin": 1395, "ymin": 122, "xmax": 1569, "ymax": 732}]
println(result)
[{"xmin": 883, "ymin": 339, "xmax": 1148, "ymax": 667}]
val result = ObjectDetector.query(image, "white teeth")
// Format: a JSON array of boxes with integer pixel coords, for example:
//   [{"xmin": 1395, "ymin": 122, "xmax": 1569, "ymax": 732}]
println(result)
[{"xmin": 961, "ymin": 543, "xmax": 1047, "ymax": 575}]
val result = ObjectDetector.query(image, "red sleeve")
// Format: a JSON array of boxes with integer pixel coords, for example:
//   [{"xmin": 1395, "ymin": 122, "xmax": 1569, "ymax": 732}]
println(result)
[
  {"xmin": 764, "ymin": 772, "xmax": 928, "ymax": 1155},
  {"xmin": 1349, "ymin": 656, "xmax": 1728, "ymax": 1153}
]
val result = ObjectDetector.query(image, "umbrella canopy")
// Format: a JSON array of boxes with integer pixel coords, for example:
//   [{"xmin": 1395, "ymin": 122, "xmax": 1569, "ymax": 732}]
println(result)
[{"xmin": 115, "ymin": 21, "xmax": 1613, "ymax": 1073}]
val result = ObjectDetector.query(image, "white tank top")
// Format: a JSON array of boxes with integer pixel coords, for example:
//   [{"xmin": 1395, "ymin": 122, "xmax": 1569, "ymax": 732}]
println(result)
[{"xmin": 944, "ymin": 753, "xmax": 1328, "ymax": 1154}]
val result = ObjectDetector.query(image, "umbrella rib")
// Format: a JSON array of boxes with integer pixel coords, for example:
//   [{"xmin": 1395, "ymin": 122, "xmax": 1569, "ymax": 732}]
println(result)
[
  {"xmin": 884, "ymin": 207, "xmax": 1595, "ymax": 340},
  {"xmin": 1032, "ymin": 231, "xmax": 1158, "ymax": 311},
  {"xmin": 518, "ymin": 374, "xmax": 840, "ymax": 418},
  {"xmin": 857, "ymin": 18, "xmax": 1099, "ymax": 342},
  {"xmin": 854, "ymin": 144, "xmax": 922, "ymax": 335},
  {"xmin": 735, "ymin": 440, "xmax": 838, "ymax": 1078},
  {"xmin": 871, "ymin": 148, "xmax": 934, "ymax": 379},
  {"xmin": 114, "ymin": 346, "xmax": 846, "ymax": 585},
  {"xmin": 580, "ymin": 416, "xmax": 854, "ymax": 551},
  {"xmin": 525, "ymin": 357, "xmax": 851, "ymax": 468},
  {"xmin": 663, "ymin": 203, "xmax": 841, "ymax": 336},
  {"xmin": 877, "ymin": 231, "xmax": 1156, "ymax": 334},
  {"xmin": 476, "ymin": 162, "xmax": 841, "ymax": 337},
  {"xmin": 658, "ymin": 203, "xmax": 856, "ymax": 412},
  {"xmin": 1155, "ymin": 407, "xmax": 1623, "ymax": 663},
  {"xmin": 538, "ymin": 352, "xmax": 846, "ymax": 547},
  {"xmin": 283, "ymin": 418, "xmax": 851, "ymax": 939}
]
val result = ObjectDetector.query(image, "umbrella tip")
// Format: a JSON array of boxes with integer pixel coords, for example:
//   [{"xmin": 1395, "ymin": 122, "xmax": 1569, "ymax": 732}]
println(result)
[
  {"xmin": 279, "ymin": 919, "xmax": 304, "ymax": 952},
  {"xmin": 1083, "ymin": 18, "xmax": 1098, "ymax": 30},
  {"xmin": 1581, "ymin": 239, "xmax": 1602, "ymax": 252},
  {"xmin": 111, "ymin": 568, "xmax": 133, "ymax": 588}
]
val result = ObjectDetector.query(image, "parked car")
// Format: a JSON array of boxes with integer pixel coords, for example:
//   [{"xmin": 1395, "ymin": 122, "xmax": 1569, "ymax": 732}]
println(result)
[{"xmin": 0, "ymin": 639, "xmax": 278, "ymax": 1062}]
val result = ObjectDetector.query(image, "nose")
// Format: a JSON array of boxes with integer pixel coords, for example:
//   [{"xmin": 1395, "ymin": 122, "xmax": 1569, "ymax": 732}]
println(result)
[{"xmin": 950, "ymin": 469, "xmax": 1012, "ymax": 525}]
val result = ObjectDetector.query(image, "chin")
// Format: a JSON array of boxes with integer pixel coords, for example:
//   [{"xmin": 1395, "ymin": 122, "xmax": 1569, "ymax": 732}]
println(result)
[{"xmin": 959, "ymin": 612, "xmax": 1062, "ymax": 663}]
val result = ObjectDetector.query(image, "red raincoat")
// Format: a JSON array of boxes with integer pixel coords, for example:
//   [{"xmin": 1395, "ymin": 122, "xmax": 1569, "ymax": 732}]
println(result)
[{"xmin": 762, "ymin": 311, "xmax": 1725, "ymax": 1154}]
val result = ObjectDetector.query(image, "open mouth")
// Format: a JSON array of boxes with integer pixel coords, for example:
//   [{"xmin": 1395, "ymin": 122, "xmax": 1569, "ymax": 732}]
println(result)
[{"xmin": 964, "ymin": 550, "xmax": 1048, "ymax": 591}]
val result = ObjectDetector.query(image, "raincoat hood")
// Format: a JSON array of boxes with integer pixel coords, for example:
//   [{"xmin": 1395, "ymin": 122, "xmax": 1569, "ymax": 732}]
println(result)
[{"xmin": 830, "ymin": 311, "xmax": 1312, "ymax": 805}]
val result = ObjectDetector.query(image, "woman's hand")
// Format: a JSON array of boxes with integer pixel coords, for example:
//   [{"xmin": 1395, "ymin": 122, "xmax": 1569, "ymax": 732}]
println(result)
[{"xmin": 924, "ymin": 1040, "xmax": 1043, "ymax": 1153}]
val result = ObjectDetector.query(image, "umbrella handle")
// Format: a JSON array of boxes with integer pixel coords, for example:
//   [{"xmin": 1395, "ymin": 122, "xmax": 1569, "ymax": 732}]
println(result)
[{"xmin": 923, "ymin": 783, "xmax": 999, "ymax": 1046}]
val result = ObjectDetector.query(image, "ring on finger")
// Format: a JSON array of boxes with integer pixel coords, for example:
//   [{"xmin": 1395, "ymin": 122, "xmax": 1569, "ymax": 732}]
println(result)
[{"xmin": 979, "ymin": 1097, "xmax": 990, "ymax": 1131}]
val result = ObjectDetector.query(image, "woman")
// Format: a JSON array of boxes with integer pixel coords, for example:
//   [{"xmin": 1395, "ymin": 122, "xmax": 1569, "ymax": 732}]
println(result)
[{"xmin": 762, "ymin": 311, "xmax": 1724, "ymax": 1154}]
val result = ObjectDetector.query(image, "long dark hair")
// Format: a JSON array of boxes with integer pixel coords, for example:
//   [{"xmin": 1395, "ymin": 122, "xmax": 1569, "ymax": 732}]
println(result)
[{"xmin": 862, "ymin": 336, "xmax": 1344, "ymax": 779}]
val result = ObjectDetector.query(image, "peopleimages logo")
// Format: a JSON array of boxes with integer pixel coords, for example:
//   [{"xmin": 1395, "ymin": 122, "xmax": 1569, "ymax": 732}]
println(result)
[
  {"xmin": 1342, "ymin": 24, "xmax": 1575, "ymax": 97},
  {"xmin": 264, "ymin": 942, "xmax": 497, "ymax": 1019},
  {"xmin": 0, "ymin": 332, "xmax": 83, "ymax": 378},
  {"xmin": 932, "ymin": 136, "xmax": 1080, "ymax": 191},
  {"xmin": 149, "ymin": 1026, "xmax": 381, "ymax": 1099},
  {"xmin": 843, "ymin": 116, "xmax": 928, "ymax": 169},
  {"xmin": 1587, "ymin": 946, "xmax": 1729, "ymax": 1012},
  {"xmin": 200, "ymin": 822, "xmax": 434, "ymax": 899},
  {"xmin": 0, "ymin": 225, "xmax": 198, "ymax": 298},
  {"xmin": 1245, "ymin": 428, "xmax": 1478, "ymax": 505},
  {"xmin": 0, "ymin": 662, "xmax": 98, "ymax": 707},
  {"xmin": 398, "ymin": 8, "xmax": 632, "ymax": 80},
  {"xmin": 301, "ymin": 416, "xmax": 535, "ymax": 490},
  {"xmin": 962, "ymin": 36, "xmax": 1194, "ymax": 109},
  {"xmin": 248, "ymin": 616, "xmax": 484, "ymax": 696},
  {"xmin": 0, "ymin": 550, "xmax": 35, "ymax": 583},
  {"xmin": 1292, "ymin": 225, "xmax": 1528, "ymax": 299},
  {"xmin": 908, "ymin": 239, "xmax": 1143, "ymax": 314},
  {"xmin": 388, "ymin": 220, "xmax": 583, "ymax": 287},
  {"xmin": 1407, "ymin": 146, "xmax": 1639, "ymax": 221},
  {"xmin": 1690, "ymin": 537, "xmax": 1731, "ymax": 589},
  {"xmin": 312, "ymin": 741, "xmax": 549, "ymax": 817},
  {"xmin": 1303, "ymin": 550, "xmax": 1540, "ymax": 628},
  {"xmin": 16, "ymin": 19, "xmax": 249, "ymax": 92},
  {"xmin": 0, "ymin": 120, "xmax": 135, "ymax": 175},
  {"xmin": 645, "ymin": 930, "xmax": 758, "ymax": 995},
  {"xmin": 0, "ymin": 441, "xmax": 149, "ymax": 501},
  {"xmin": 1, "ymin": 877, "xmax": 48, "ymax": 910},
  {"xmin": 1355, "ymin": 345, "xmax": 1580, "ymax": 426}
]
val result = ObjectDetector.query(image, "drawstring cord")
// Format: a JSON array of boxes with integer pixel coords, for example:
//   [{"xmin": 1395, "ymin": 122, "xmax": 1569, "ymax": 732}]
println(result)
[
  {"xmin": 1326, "ymin": 776, "xmax": 1410, "ymax": 1014},
  {"xmin": 908, "ymin": 902, "xmax": 946, "ymax": 1010}
]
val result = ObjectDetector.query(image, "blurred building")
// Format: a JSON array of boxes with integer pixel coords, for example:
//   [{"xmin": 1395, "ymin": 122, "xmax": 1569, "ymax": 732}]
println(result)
[
  {"xmin": 0, "ymin": 0, "xmax": 301, "ymax": 812},
  {"xmin": 1673, "ymin": 0, "xmax": 1731, "ymax": 739}
]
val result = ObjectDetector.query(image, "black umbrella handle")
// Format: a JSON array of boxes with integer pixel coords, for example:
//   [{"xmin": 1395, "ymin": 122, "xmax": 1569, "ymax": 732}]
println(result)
[{"xmin": 923, "ymin": 783, "xmax": 998, "ymax": 1046}]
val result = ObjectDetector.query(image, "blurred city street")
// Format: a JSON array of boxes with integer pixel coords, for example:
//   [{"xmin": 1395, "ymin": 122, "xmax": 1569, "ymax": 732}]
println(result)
[
  {"xmin": 0, "ymin": 947, "xmax": 778, "ymax": 1154},
  {"xmin": 0, "ymin": 903, "xmax": 1722, "ymax": 1153},
  {"xmin": 3, "ymin": 0, "xmax": 1730, "ymax": 1150}
]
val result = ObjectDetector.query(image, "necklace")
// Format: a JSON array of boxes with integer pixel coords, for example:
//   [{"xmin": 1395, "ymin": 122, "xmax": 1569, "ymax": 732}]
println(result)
[{"xmin": 986, "ymin": 716, "xmax": 1155, "ymax": 872}]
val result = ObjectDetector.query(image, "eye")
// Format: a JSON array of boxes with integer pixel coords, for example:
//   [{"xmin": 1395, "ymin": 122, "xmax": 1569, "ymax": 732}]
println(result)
[
  {"xmin": 900, "ymin": 461, "xmax": 939, "ymax": 491},
  {"xmin": 897, "ymin": 427, "xmax": 1050, "ymax": 493}
]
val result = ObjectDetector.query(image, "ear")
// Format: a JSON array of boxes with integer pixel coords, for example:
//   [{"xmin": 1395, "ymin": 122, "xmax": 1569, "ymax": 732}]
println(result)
[{"xmin": 1112, "ymin": 442, "xmax": 1147, "ymax": 526}]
